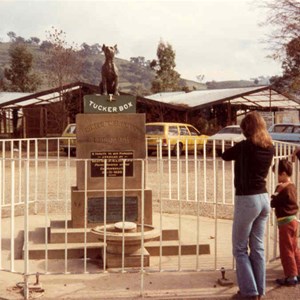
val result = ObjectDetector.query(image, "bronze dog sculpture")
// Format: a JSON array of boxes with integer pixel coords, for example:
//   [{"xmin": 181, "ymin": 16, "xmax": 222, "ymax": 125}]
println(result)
[{"xmin": 99, "ymin": 44, "xmax": 119, "ymax": 95}]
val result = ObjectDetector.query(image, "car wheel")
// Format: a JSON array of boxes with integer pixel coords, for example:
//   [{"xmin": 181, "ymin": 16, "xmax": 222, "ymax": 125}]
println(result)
[{"xmin": 172, "ymin": 143, "xmax": 183, "ymax": 156}]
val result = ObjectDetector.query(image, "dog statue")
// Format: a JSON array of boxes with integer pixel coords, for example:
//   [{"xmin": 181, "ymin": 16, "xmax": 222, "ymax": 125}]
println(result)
[{"xmin": 99, "ymin": 44, "xmax": 119, "ymax": 96}]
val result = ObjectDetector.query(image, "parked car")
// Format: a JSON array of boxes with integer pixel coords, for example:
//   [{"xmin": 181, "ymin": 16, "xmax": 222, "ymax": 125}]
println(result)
[
  {"xmin": 60, "ymin": 122, "xmax": 208, "ymax": 157},
  {"xmin": 60, "ymin": 123, "xmax": 76, "ymax": 156},
  {"xmin": 206, "ymin": 125, "xmax": 245, "ymax": 156},
  {"xmin": 145, "ymin": 122, "xmax": 208, "ymax": 156},
  {"xmin": 268, "ymin": 123, "xmax": 300, "ymax": 144}
]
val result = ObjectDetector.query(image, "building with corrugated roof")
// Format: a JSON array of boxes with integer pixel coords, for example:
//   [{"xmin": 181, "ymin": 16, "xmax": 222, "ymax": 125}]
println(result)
[{"xmin": 0, "ymin": 83, "xmax": 299, "ymax": 138}]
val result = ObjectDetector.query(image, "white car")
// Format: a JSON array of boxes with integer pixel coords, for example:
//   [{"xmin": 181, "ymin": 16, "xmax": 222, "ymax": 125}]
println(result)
[
  {"xmin": 268, "ymin": 123, "xmax": 300, "ymax": 144},
  {"xmin": 206, "ymin": 125, "xmax": 245, "ymax": 156}
]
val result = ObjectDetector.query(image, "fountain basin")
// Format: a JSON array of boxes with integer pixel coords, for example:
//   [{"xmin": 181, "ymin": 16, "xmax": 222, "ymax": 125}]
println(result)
[{"xmin": 91, "ymin": 222, "xmax": 160, "ymax": 255}]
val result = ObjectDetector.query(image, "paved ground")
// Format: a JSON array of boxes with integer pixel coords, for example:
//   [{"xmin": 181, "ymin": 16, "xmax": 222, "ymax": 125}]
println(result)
[
  {"xmin": 1, "ymin": 214, "xmax": 300, "ymax": 299},
  {"xmin": 1, "ymin": 262, "xmax": 300, "ymax": 299}
]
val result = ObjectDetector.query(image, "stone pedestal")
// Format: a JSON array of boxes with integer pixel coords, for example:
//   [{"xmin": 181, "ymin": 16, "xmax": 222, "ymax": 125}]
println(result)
[
  {"xmin": 75, "ymin": 113, "xmax": 146, "ymax": 191},
  {"xmin": 71, "ymin": 113, "xmax": 152, "ymax": 228},
  {"xmin": 71, "ymin": 187, "xmax": 152, "ymax": 227},
  {"xmin": 91, "ymin": 222, "xmax": 160, "ymax": 268},
  {"xmin": 105, "ymin": 248, "xmax": 150, "ymax": 268},
  {"xmin": 105, "ymin": 221, "xmax": 150, "ymax": 268}
]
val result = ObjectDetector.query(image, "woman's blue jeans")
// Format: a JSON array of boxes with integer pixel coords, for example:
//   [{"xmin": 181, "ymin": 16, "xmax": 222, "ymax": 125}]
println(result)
[{"xmin": 232, "ymin": 193, "xmax": 270, "ymax": 297}]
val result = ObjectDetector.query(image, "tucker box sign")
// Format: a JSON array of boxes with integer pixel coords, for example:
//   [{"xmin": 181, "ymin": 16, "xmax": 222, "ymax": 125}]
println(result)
[{"xmin": 84, "ymin": 95, "xmax": 136, "ymax": 114}]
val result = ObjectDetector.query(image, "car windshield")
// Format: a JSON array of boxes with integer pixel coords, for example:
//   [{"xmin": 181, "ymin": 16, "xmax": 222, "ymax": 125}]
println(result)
[
  {"xmin": 218, "ymin": 127, "xmax": 242, "ymax": 134},
  {"xmin": 271, "ymin": 125, "xmax": 294, "ymax": 133},
  {"xmin": 146, "ymin": 125, "xmax": 164, "ymax": 135},
  {"xmin": 188, "ymin": 126, "xmax": 199, "ymax": 136},
  {"xmin": 66, "ymin": 125, "xmax": 76, "ymax": 134}
]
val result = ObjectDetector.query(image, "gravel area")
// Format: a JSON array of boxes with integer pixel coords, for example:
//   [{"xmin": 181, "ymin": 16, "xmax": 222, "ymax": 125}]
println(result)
[{"xmin": 1, "ymin": 156, "xmax": 236, "ymax": 220}]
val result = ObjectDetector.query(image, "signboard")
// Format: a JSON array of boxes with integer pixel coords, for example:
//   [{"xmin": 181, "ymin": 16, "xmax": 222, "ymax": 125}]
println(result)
[
  {"xmin": 84, "ymin": 95, "xmax": 136, "ymax": 114},
  {"xmin": 88, "ymin": 196, "xmax": 138, "ymax": 223},
  {"xmin": 91, "ymin": 150, "xmax": 134, "ymax": 177}
]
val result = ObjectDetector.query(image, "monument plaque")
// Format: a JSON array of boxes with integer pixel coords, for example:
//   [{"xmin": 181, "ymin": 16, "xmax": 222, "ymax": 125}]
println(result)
[
  {"xmin": 88, "ymin": 196, "xmax": 138, "ymax": 223},
  {"xmin": 91, "ymin": 150, "xmax": 134, "ymax": 177},
  {"xmin": 71, "ymin": 187, "xmax": 153, "ymax": 228}
]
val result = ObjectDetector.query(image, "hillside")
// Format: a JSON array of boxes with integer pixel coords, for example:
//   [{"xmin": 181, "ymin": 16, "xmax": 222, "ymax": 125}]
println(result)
[
  {"xmin": 0, "ymin": 42, "xmax": 206, "ymax": 95},
  {"xmin": 0, "ymin": 42, "xmax": 264, "ymax": 95}
]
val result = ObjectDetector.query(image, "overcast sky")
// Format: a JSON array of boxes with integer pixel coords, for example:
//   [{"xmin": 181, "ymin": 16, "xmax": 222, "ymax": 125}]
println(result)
[{"xmin": 0, "ymin": 0, "xmax": 283, "ymax": 82}]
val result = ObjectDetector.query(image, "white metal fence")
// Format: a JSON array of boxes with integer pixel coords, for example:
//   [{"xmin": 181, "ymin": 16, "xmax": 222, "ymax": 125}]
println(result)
[{"xmin": 0, "ymin": 137, "xmax": 298, "ymax": 299}]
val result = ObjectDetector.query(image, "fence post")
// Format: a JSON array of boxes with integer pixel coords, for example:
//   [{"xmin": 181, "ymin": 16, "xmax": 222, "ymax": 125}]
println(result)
[
  {"xmin": 0, "ymin": 159, "xmax": 2, "ymax": 269},
  {"xmin": 23, "ymin": 159, "xmax": 30, "ymax": 299},
  {"xmin": 10, "ymin": 160, "xmax": 15, "ymax": 271}
]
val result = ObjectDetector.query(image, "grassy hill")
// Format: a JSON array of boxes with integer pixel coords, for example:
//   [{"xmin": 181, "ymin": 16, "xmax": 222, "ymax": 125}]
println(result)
[
  {"xmin": 0, "ymin": 42, "xmax": 206, "ymax": 95},
  {"xmin": 0, "ymin": 42, "xmax": 262, "ymax": 95}
]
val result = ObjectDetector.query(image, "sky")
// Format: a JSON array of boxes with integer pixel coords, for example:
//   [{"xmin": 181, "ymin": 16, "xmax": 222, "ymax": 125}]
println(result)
[{"xmin": 0, "ymin": 0, "xmax": 283, "ymax": 82}]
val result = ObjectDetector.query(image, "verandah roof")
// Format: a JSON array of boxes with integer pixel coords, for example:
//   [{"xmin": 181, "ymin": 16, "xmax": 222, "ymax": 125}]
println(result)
[
  {"xmin": 147, "ymin": 86, "xmax": 300, "ymax": 110},
  {"xmin": 0, "ymin": 84, "xmax": 299, "ymax": 112}
]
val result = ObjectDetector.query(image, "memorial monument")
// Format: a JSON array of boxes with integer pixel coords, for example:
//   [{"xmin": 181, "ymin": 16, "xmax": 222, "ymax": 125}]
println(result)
[
  {"xmin": 71, "ymin": 109, "xmax": 153, "ymax": 228},
  {"xmin": 25, "ymin": 45, "xmax": 209, "ymax": 266},
  {"xmin": 70, "ymin": 44, "xmax": 155, "ymax": 267}
]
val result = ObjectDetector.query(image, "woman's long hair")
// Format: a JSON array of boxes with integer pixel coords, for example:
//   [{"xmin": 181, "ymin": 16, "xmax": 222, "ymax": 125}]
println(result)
[{"xmin": 240, "ymin": 111, "xmax": 273, "ymax": 148}]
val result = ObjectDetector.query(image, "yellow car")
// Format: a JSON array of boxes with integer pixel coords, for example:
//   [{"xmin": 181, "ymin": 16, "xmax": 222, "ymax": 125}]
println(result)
[
  {"xmin": 60, "ymin": 123, "xmax": 76, "ymax": 156},
  {"xmin": 146, "ymin": 122, "xmax": 208, "ymax": 156}
]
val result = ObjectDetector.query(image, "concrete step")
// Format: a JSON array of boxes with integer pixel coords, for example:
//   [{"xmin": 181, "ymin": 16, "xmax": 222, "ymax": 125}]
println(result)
[
  {"xmin": 145, "ymin": 241, "xmax": 210, "ymax": 256},
  {"xmin": 49, "ymin": 220, "xmax": 179, "ymax": 244},
  {"xmin": 26, "ymin": 221, "xmax": 209, "ymax": 260},
  {"xmin": 49, "ymin": 220, "xmax": 101, "ymax": 243},
  {"xmin": 26, "ymin": 240, "xmax": 210, "ymax": 260},
  {"xmin": 25, "ymin": 242, "xmax": 105, "ymax": 259}
]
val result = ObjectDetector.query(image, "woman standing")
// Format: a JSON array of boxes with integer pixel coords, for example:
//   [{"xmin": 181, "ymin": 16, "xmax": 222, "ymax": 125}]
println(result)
[{"xmin": 221, "ymin": 112, "xmax": 274, "ymax": 300}]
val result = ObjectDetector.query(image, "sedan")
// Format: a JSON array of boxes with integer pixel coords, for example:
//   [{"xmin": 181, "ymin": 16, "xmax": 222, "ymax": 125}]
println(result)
[
  {"xmin": 206, "ymin": 125, "xmax": 245, "ymax": 156},
  {"xmin": 268, "ymin": 123, "xmax": 300, "ymax": 144}
]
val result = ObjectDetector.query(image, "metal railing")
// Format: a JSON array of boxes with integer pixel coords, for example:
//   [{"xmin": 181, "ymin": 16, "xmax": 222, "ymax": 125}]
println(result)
[{"xmin": 0, "ymin": 137, "xmax": 298, "ymax": 299}]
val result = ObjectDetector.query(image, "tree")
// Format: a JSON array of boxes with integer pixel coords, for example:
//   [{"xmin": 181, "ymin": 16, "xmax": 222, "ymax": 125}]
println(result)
[
  {"xmin": 0, "ymin": 68, "xmax": 5, "ymax": 91},
  {"xmin": 130, "ymin": 56, "xmax": 149, "ymax": 67},
  {"xmin": 7, "ymin": 31, "xmax": 16, "ymax": 42},
  {"xmin": 282, "ymin": 37, "xmax": 300, "ymax": 78},
  {"xmin": 151, "ymin": 41, "xmax": 181, "ymax": 93},
  {"xmin": 43, "ymin": 27, "xmax": 83, "ymax": 131},
  {"xmin": 39, "ymin": 40, "xmax": 53, "ymax": 51},
  {"xmin": 258, "ymin": 1, "xmax": 300, "ymax": 97},
  {"xmin": 259, "ymin": 0, "xmax": 300, "ymax": 59},
  {"xmin": 14, "ymin": 36, "xmax": 25, "ymax": 44},
  {"xmin": 44, "ymin": 27, "xmax": 83, "ymax": 88},
  {"xmin": 3, "ymin": 43, "xmax": 41, "ymax": 92},
  {"xmin": 196, "ymin": 74, "xmax": 205, "ymax": 83},
  {"xmin": 80, "ymin": 43, "xmax": 92, "ymax": 56},
  {"xmin": 30, "ymin": 37, "xmax": 40, "ymax": 45},
  {"xmin": 206, "ymin": 80, "xmax": 217, "ymax": 89},
  {"xmin": 272, "ymin": 36, "xmax": 300, "ymax": 96},
  {"xmin": 90, "ymin": 43, "xmax": 101, "ymax": 55}
]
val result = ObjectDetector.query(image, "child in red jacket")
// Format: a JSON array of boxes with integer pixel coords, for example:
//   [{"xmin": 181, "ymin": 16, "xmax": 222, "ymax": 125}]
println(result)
[{"xmin": 271, "ymin": 159, "xmax": 300, "ymax": 286}]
